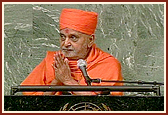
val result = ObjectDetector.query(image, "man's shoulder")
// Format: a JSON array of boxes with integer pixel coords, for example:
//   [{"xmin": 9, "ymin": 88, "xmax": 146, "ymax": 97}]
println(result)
[
  {"xmin": 90, "ymin": 44, "xmax": 120, "ymax": 65},
  {"xmin": 98, "ymin": 48, "xmax": 118, "ymax": 60},
  {"xmin": 44, "ymin": 51, "xmax": 57, "ymax": 61},
  {"xmin": 46, "ymin": 51, "xmax": 57, "ymax": 56},
  {"xmin": 97, "ymin": 49, "xmax": 121, "ymax": 67}
]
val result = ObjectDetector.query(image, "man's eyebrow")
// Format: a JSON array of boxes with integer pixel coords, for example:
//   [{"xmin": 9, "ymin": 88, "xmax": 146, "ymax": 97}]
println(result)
[
  {"xmin": 70, "ymin": 34, "xmax": 81, "ymax": 39},
  {"xmin": 59, "ymin": 33, "xmax": 64, "ymax": 36}
]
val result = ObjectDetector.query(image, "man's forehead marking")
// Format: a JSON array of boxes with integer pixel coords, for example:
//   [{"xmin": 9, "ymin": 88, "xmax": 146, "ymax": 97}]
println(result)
[{"xmin": 65, "ymin": 28, "xmax": 69, "ymax": 33}]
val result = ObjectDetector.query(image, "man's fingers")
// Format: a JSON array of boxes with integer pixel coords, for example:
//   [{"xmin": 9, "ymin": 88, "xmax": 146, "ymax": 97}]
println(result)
[
  {"xmin": 54, "ymin": 52, "xmax": 64, "ymax": 68},
  {"xmin": 53, "ymin": 54, "xmax": 58, "ymax": 68},
  {"xmin": 58, "ymin": 52, "xmax": 64, "ymax": 65},
  {"xmin": 64, "ymin": 58, "xmax": 69, "ymax": 66},
  {"xmin": 53, "ymin": 52, "xmax": 69, "ymax": 70},
  {"xmin": 52, "ymin": 63, "xmax": 57, "ymax": 70}
]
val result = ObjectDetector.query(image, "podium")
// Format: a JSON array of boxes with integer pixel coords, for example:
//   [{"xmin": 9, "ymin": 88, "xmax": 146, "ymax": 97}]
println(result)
[
  {"xmin": 4, "ymin": 85, "xmax": 164, "ymax": 111},
  {"xmin": 4, "ymin": 95, "xmax": 164, "ymax": 111}
]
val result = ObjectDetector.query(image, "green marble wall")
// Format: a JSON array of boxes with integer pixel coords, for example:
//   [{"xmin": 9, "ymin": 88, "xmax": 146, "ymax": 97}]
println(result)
[{"xmin": 4, "ymin": 4, "xmax": 165, "ymax": 95}]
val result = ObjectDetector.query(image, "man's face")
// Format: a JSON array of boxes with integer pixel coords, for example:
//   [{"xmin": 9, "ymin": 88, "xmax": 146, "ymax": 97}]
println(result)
[{"xmin": 60, "ymin": 28, "xmax": 94, "ymax": 60}]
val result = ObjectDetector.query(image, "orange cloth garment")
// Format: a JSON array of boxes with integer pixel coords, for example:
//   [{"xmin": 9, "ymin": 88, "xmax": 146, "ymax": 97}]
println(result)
[
  {"xmin": 60, "ymin": 8, "xmax": 98, "ymax": 35},
  {"xmin": 21, "ymin": 44, "xmax": 123, "ymax": 95}
]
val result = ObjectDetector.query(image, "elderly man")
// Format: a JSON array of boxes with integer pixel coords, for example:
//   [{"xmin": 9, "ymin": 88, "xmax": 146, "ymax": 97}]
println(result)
[{"xmin": 21, "ymin": 8, "xmax": 123, "ymax": 95}]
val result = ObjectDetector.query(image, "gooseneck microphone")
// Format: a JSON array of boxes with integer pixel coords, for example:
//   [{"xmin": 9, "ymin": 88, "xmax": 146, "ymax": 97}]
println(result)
[{"xmin": 77, "ymin": 59, "xmax": 91, "ymax": 86}]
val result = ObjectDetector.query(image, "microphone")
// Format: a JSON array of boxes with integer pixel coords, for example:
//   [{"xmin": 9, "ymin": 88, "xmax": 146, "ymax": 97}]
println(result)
[{"xmin": 77, "ymin": 59, "xmax": 91, "ymax": 86}]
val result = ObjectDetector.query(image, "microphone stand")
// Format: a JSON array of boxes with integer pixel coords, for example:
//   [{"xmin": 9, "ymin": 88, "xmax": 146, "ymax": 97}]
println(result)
[
  {"xmin": 76, "ymin": 59, "xmax": 163, "ymax": 95},
  {"xmin": 84, "ymin": 76, "xmax": 91, "ymax": 86}
]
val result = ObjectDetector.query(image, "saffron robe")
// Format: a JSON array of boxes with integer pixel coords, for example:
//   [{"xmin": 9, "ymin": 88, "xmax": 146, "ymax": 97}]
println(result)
[{"xmin": 21, "ymin": 44, "xmax": 123, "ymax": 95}]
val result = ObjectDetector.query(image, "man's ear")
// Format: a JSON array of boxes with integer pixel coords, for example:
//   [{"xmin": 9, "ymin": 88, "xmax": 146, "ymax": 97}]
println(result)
[{"xmin": 88, "ymin": 34, "xmax": 95, "ymax": 48}]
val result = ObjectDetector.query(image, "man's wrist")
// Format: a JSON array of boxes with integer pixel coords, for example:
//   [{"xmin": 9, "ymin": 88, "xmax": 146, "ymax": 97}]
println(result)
[
  {"xmin": 63, "ymin": 78, "xmax": 79, "ymax": 85},
  {"xmin": 50, "ymin": 79, "xmax": 59, "ymax": 85}
]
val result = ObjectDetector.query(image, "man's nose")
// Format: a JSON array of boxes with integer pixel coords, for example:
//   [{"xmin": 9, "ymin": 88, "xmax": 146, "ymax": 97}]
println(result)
[{"xmin": 64, "ymin": 38, "xmax": 71, "ymax": 47}]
